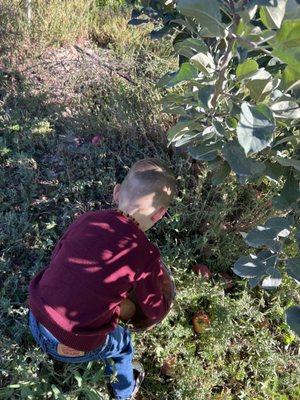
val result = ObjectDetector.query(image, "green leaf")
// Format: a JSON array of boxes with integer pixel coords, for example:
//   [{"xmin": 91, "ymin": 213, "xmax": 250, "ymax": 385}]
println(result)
[
  {"xmin": 237, "ymin": 102, "xmax": 275, "ymax": 154},
  {"xmin": 51, "ymin": 385, "xmax": 63, "ymax": 400},
  {"xmin": 171, "ymin": 17, "xmax": 199, "ymax": 34},
  {"xmin": 167, "ymin": 120, "xmax": 197, "ymax": 143},
  {"xmin": 177, "ymin": 0, "xmax": 225, "ymax": 37},
  {"xmin": 260, "ymin": 0, "xmax": 287, "ymax": 29},
  {"xmin": 274, "ymin": 156, "xmax": 300, "ymax": 172},
  {"xmin": 222, "ymin": 140, "xmax": 266, "ymax": 178},
  {"xmin": 245, "ymin": 69, "xmax": 274, "ymax": 102},
  {"xmin": 286, "ymin": 306, "xmax": 300, "ymax": 337},
  {"xmin": 238, "ymin": 3, "xmax": 258, "ymax": 23},
  {"xmin": 233, "ymin": 254, "xmax": 267, "ymax": 279},
  {"xmin": 211, "ymin": 161, "xmax": 231, "ymax": 185},
  {"xmin": 271, "ymin": 19, "xmax": 300, "ymax": 71},
  {"xmin": 261, "ymin": 267, "xmax": 282, "ymax": 288},
  {"xmin": 251, "ymin": 160, "xmax": 267, "ymax": 176},
  {"xmin": 197, "ymin": 85, "xmax": 215, "ymax": 108},
  {"xmin": 264, "ymin": 161, "xmax": 285, "ymax": 182},
  {"xmin": 201, "ymin": 126, "xmax": 217, "ymax": 141},
  {"xmin": 191, "ymin": 52, "xmax": 215, "ymax": 75},
  {"xmin": 271, "ymin": 101, "xmax": 300, "ymax": 119},
  {"xmin": 188, "ymin": 141, "xmax": 223, "ymax": 161},
  {"xmin": 248, "ymin": 275, "xmax": 262, "ymax": 288},
  {"xmin": 174, "ymin": 132, "xmax": 203, "ymax": 148},
  {"xmin": 174, "ymin": 38, "xmax": 208, "ymax": 58},
  {"xmin": 273, "ymin": 133, "xmax": 299, "ymax": 147},
  {"xmin": 162, "ymin": 93, "xmax": 189, "ymax": 115},
  {"xmin": 212, "ymin": 120, "xmax": 227, "ymax": 137},
  {"xmin": 74, "ymin": 371, "xmax": 83, "ymax": 388},
  {"xmin": 233, "ymin": 250, "xmax": 281, "ymax": 289},
  {"xmin": 158, "ymin": 63, "xmax": 198, "ymax": 88},
  {"xmin": 45, "ymin": 220, "xmax": 56, "ymax": 230},
  {"xmin": 150, "ymin": 25, "xmax": 172, "ymax": 39},
  {"xmin": 266, "ymin": 215, "xmax": 294, "ymax": 230},
  {"xmin": 282, "ymin": 65, "xmax": 300, "ymax": 91},
  {"xmin": 236, "ymin": 59, "xmax": 259, "ymax": 80},
  {"xmin": 226, "ymin": 116, "xmax": 238, "ymax": 131},
  {"xmin": 245, "ymin": 216, "xmax": 292, "ymax": 250},
  {"xmin": 248, "ymin": 1, "xmax": 276, "ymax": 8},
  {"xmin": 286, "ymin": 258, "xmax": 300, "ymax": 283},
  {"xmin": 273, "ymin": 173, "xmax": 300, "ymax": 209},
  {"xmin": 284, "ymin": 0, "xmax": 300, "ymax": 21}
]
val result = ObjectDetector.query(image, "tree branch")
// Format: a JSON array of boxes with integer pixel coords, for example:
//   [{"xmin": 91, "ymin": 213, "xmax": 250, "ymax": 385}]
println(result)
[
  {"xmin": 232, "ymin": 34, "xmax": 272, "ymax": 56},
  {"xmin": 211, "ymin": 35, "xmax": 235, "ymax": 109}
]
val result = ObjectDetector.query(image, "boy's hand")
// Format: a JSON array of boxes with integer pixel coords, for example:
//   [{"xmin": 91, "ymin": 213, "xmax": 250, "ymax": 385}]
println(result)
[
  {"xmin": 119, "ymin": 298, "xmax": 136, "ymax": 322},
  {"xmin": 160, "ymin": 272, "xmax": 175, "ymax": 304}
]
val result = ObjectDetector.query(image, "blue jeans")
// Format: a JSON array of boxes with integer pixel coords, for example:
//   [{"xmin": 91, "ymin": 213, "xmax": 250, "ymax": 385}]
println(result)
[{"xmin": 28, "ymin": 311, "xmax": 135, "ymax": 400}]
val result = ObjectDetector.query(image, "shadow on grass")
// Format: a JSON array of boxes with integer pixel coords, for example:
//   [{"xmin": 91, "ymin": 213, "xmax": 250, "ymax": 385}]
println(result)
[{"xmin": 0, "ymin": 66, "xmax": 178, "ymax": 398}]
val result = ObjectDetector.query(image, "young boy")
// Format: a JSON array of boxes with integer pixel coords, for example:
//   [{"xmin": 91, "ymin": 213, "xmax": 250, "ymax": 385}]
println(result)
[{"xmin": 28, "ymin": 158, "xmax": 176, "ymax": 400}]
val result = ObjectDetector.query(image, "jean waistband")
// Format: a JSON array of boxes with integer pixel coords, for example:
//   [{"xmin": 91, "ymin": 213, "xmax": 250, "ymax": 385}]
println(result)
[{"xmin": 39, "ymin": 321, "xmax": 60, "ymax": 343}]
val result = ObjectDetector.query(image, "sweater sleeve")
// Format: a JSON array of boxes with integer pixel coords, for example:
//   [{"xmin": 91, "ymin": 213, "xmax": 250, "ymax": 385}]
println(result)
[{"xmin": 133, "ymin": 258, "xmax": 170, "ymax": 323}]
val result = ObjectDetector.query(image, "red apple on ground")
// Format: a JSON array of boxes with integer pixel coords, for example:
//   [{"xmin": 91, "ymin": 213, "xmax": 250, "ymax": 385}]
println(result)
[
  {"xmin": 161, "ymin": 356, "xmax": 177, "ymax": 377},
  {"xmin": 91, "ymin": 134, "xmax": 103, "ymax": 145},
  {"xmin": 258, "ymin": 319, "xmax": 270, "ymax": 329},
  {"xmin": 192, "ymin": 264, "xmax": 212, "ymax": 279},
  {"xmin": 192, "ymin": 311, "xmax": 211, "ymax": 334},
  {"xmin": 219, "ymin": 272, "xmax": 233, "ymax": 290}
]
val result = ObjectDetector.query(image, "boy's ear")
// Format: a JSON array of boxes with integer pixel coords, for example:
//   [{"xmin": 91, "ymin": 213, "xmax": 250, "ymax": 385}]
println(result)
[
  {"xmin": 113, "ymin": 184, "xmax": 121, "ymax": 204},
  {"xmin": 151, "ymin": 207, "xmax": 167, "ymax": 223}
]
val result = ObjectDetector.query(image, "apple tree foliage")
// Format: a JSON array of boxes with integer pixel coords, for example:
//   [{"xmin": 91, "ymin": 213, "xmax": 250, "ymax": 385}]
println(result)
[{"xmin": 130, "ymin": 0, "xmax": 300, "ymax": 336}]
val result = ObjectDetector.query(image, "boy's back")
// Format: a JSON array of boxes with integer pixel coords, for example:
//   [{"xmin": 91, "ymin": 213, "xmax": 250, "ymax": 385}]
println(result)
[
  {"xmin": 28, "ymin": 158, "xmax": 177, "ymax": 400},
  {"xmin": 29, "ymin": 209, "xmax": 166, "ymax": 352}
]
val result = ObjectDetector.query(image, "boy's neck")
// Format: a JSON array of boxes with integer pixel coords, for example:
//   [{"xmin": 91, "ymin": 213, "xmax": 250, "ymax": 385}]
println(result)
[{"xmin": 117, "ymin": 206, "xmax": 149, "ymax": 232}]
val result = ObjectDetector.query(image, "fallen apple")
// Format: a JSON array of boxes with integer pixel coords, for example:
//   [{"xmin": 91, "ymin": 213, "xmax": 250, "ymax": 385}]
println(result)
[
  {"xmin": 161, "ymin": 356, "xmax": 177, "ymax": 377},
  {"xmin": 91, "ymin": 134, "xmax": 103, "ymax": 145},
  {"xmin": 219, "ymin": 272, "xmax": 233, "ymax": 290},
  {"xmin": 119, "ymin": 298, "xmax": 136, "ymax": 322},
  {"xmin": 202, "ymin": 245, "xmax": 213, "ymax": 258},
  {"xmin": 192, "ymin": 310, "xmax": 210, "ymax": 334},
  {"xmin": 192, "ymin": 264, "xmax": 212, "ymax": 279},
  {"xmin": 257, "ymin": 319, "xmax": 270, "ymax": 329}
]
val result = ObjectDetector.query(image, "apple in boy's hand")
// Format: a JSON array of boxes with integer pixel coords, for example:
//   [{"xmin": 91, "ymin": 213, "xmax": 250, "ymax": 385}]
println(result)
[
  {"xmin": 192, "ymin": 264, "xmax": 212, "ymax": 279},
  {"xmin": 119, "ymin": 298, "xmax": 136, "ymax": 322},
  {"xmin": 192, "ymin": 311, "xmax": 210, "ymax": 333}
]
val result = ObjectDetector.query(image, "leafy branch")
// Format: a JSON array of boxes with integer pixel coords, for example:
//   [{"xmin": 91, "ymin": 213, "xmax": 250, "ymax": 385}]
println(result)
[
  {"xmin": 131, "ymin": 0, "xmax": 300, "ymax": 337},
  {"xmin": 211, "ymin": 34, "xmax": 235, "ymax": 108}
]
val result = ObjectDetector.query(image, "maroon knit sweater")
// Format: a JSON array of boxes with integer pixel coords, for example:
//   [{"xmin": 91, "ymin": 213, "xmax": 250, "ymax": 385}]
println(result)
[{"xmin": 28, "ymin": 210, "xmax": 168, "ymax": 351}]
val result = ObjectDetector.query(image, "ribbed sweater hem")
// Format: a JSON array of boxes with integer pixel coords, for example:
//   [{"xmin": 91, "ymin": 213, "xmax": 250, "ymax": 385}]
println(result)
[{"xmin": 29, "ymin": 304, "xmax": 110, "ymax": 352}]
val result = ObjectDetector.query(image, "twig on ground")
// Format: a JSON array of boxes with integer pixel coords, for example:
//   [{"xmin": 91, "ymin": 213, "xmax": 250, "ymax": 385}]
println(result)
[{"xmin": 74, "ymin": 44, "xmax": 135, "ymax": 84}]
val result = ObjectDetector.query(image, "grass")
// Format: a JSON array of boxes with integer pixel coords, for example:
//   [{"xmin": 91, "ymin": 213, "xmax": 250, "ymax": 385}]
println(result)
[{"xmin": 1, "ymin": 1, "xmax": 299, "ymax": 399}]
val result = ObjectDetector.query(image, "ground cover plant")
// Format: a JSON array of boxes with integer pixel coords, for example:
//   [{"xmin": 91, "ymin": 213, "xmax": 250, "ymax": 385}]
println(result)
[{"xmin": 0, "ymin": 1, "xmax": 299, "ymax": 399}]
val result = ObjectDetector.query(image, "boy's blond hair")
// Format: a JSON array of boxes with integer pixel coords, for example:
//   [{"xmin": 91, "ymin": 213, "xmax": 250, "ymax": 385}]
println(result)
[{"xmin": 120, "ymin": 158, "xmax": 176, "ymax": 209}]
